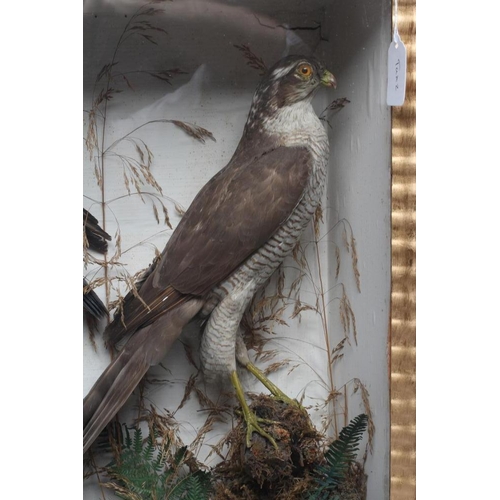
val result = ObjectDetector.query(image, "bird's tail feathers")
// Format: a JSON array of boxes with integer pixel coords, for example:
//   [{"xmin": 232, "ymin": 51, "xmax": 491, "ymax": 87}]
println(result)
[
  {"xmin": 83, "ymin": 297, "xmax": 203, "ymax": 453},
  {"xmin": 105, "ymin": 286, "xmax": 187, "ymax": 349}
]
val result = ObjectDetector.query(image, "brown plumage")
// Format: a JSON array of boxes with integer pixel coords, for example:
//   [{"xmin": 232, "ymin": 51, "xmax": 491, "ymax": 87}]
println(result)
[
  {"xmin": 84, "ymin": 55, "xmax": 336, "ymax": 453},
  {"xmin": 155, "ymin": 146, "xmax": 311, "ymax": 295}
]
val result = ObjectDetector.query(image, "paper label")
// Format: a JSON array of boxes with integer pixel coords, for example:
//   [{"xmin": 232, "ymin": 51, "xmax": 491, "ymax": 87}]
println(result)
[{"xmin": 387, "ymin": 32, "xmax": 407, "ymax": 106}]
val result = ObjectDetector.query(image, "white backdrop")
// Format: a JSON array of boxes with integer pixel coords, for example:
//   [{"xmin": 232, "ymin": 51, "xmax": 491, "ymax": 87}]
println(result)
[{"xmin": 83, "ymin": 0, "xmax": 391, "ymax": 497}]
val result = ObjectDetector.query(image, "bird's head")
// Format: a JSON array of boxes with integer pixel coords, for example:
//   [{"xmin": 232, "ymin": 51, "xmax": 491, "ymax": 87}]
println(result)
[
  {"xmin": 263, "ymin": 55, "xmax": 336, "ymax": 105},
  {"xmin": 244, "ymin": 55, "xmax": 336, "ymax": 133}
]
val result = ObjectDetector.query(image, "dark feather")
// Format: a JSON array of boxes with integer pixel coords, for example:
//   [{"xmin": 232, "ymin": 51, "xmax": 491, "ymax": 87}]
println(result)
[
  {"xmin": 83, "ymin": 208, "xmax": 111, "ymax": 254},
  {"xmin": 83, "ymin": 209, "xmax": 110, "ymax": 326},
  {"xmin": 105, "ymin": 284, "xmax": 188, "ymax": 348},
  {"xmin": 83, "ymin": 278, "xmax": 107, "ymax": 319}
]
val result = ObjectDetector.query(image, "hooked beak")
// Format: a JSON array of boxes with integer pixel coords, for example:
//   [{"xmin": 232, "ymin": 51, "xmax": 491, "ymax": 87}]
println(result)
[{"xmin": 321, "ymin": 69, "xmax": 337, "ymax": 89}]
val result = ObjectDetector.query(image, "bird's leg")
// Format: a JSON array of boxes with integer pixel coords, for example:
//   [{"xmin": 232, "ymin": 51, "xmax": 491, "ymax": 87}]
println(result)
[
  {"xmin": 200, "ymin": 286, "xmax": 278, "ymax": 449},
  {"xmin": 235, "ymin": 330, "xmax": 304, "ymax": 410},
  {"xmin": 229, "ymin": 370, "xmax": 278, "ymax": 449}
]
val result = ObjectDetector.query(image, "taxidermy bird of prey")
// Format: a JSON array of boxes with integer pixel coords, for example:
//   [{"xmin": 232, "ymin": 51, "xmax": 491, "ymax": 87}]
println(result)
[
  {"xmin": 83, "ymin": 209, "xmax": 111, "ymax": 320},
  {"xmin": 84, "ymin": 55, "xmax": 336, "ymax": 453}
]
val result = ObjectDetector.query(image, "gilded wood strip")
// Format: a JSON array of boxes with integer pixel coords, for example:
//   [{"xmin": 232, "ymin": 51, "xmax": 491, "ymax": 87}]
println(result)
[{"xmin": 390, "ymin": 0, "xmax": 416, "ymax": 498}]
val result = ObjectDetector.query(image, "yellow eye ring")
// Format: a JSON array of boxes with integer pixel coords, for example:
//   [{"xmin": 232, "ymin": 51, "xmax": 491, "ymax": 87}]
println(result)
[{"xmin": 297, "ymin": 63, "xmax": 313, "ymax": 78}]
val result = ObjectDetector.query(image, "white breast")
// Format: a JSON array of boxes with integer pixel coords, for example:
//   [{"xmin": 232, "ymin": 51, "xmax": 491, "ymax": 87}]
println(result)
[{"xmin": 262, "ymin": 99, "xmax": 328, "ymax": 153}]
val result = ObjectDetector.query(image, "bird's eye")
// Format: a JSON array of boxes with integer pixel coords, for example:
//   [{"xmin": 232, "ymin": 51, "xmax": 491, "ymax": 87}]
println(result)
[{"xmin": 297, "ymin": 64, "xmax": 313, "ymax": 77}]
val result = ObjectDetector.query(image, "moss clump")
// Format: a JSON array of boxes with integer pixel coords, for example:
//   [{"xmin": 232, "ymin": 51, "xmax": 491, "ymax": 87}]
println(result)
[{"xmin": 211, "ymin": 394, "xmax": 323, "ymax": 500}]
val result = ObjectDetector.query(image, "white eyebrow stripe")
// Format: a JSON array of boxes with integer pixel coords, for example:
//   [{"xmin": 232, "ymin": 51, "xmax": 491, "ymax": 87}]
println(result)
[{"xmin": 271, "ymin": 62, "xmax": 303, "ymax": 80}]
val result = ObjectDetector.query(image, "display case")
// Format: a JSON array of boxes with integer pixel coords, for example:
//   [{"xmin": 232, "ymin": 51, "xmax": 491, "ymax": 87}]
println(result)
[{"xmin": 84, "ymin": 1, "xmax": 415, "ymax": 498}]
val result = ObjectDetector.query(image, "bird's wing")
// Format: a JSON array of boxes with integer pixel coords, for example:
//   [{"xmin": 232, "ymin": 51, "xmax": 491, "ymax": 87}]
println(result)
[
  {"xmin": 155, "ymin": 145, "xmax": 312, "ymax": 295},
  {"xmin": 105, "ymin": 284, "xmax": 189, "ymax": 347},
  {"xmin": 104, "ymin": 145, "xmax": 312, "ymax": 345}
]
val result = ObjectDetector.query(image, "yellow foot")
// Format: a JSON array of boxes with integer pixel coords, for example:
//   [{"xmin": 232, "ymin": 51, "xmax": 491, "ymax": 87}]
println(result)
[
  {"xmin": 244, "ymin": 411, "xmax": 278, "ymax": 449},
  {"xmin": 230, "ymin": 371, "xmax": 279, "ymax": 450},
  {"xmin": 270, "ymin": 391, "xmax": 305, "ymax": 411},
  {"xmin": 246, "ymin": 362, "xmax": 305, "ymax": 411}
]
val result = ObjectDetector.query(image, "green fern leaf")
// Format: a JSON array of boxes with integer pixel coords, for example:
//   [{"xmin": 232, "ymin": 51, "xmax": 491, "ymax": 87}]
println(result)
[
  {"xmin": 143, "ymin": 432, "xmax": 155, "ymax": 463},
  {"xmin": 308, "ymin": 414, "xmax": 368, "ymax": 499},
  {"xmin": 105, "ymin": 426, "xmax": 212, "ymax": 500},
  {"xmin": 184, "ymin": 475, "xmax": 205, "ymax": 500},
  {"xmin": 132, "ymin": 427, "xmax": 143, "ymax": 456},
  {"xmin": 123, "ymin": 425, "xmax": 133, "ymax": 449}
]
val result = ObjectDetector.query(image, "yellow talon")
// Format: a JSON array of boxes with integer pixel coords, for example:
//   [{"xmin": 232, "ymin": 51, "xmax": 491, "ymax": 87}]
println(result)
[
  {"xmin": 244, "ymin": 412, "xmax": 278, "ymax": 449},
  {"xmin": 245, "ymin": 363, "xmax": 305, "ymax": 411},
  {"xmin": 230, "ymin": 370, "xmax": 279, "ymax": 450}
]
